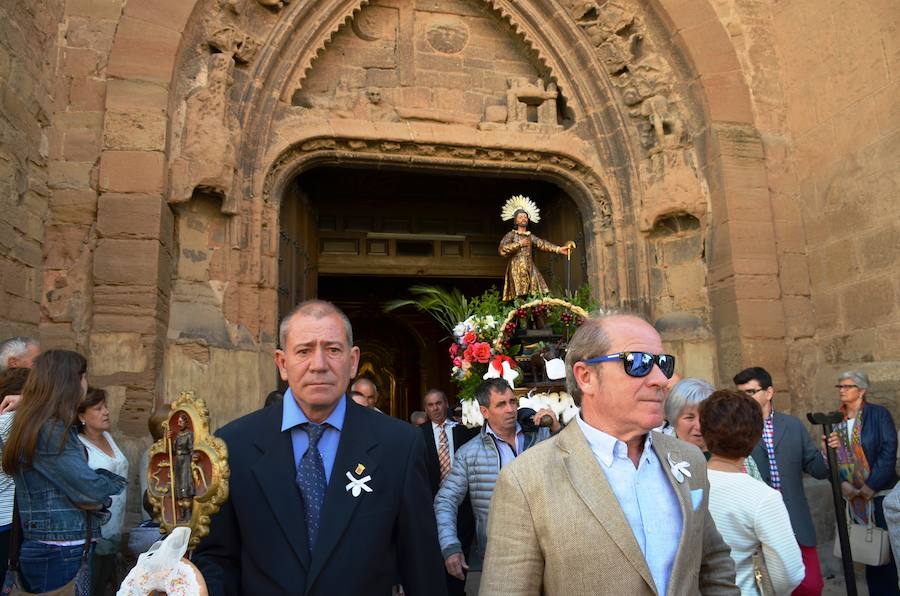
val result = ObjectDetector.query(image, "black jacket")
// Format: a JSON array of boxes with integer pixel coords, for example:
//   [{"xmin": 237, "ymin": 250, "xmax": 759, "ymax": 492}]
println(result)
[{"xmin": 194, "ymin": 398, "xmax": 447, "ymax": 596}]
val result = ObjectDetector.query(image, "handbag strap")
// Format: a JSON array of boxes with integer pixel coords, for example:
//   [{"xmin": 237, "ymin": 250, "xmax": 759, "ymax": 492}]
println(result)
[{"xmin": 8, "ymin": 497, "xmax": 94, "ymax": 571}]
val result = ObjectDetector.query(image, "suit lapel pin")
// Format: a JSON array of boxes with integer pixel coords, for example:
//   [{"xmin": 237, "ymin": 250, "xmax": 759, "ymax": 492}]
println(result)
[
  {"xmin": 345, "ymin": 470, "xmax": 373, "ymax": 497},
  {"xmin": 355, "ymin": 463, "xmax": 366, "ymax": 475},
  {"xmin": 666, "ymin": 453, "xmax": 692, "ymax": 483}
]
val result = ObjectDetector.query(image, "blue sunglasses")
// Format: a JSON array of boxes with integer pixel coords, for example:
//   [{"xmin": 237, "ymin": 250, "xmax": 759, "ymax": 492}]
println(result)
[{"xmin": 581, "ymin": 351, "xmax": 676, "ymax": 379}]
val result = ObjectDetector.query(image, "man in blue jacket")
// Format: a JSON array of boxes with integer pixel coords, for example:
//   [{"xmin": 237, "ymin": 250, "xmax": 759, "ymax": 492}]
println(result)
[{"xmin": 434, "ymin": 378, "xmax": 558, "ymax": 595}]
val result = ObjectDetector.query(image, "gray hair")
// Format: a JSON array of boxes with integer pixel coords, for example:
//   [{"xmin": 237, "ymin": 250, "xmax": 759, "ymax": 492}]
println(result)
[
  {"xmin": 409, "ymin": 410, "xmax": 427, "ymax": 424},
  {"xmin": 664, "ymin": 378, "xmax": 715, "ymax": 423},
  {"xmin": 563, "ymin": 310, "xmax": 644, "ymax": 404},
  {"xmin": 474, "ymin": 378, "xmax": 511, "ymax": 408},
  {"xmin": 0, "ymin": 336, "xmax": 39, "ymax": 371},
  {"xmin": 278, "ymin": 300, "xmax": 353, "ymax": 348},
  {"xmin": 838, "ymin": 370, "xmax": 869, "ymax": 390}
]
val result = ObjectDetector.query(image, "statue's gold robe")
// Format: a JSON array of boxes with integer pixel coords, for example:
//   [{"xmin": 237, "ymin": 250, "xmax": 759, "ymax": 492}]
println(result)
[{"xmin": 499, "ymin": 230, "xmax": 563, "ymax": 301}]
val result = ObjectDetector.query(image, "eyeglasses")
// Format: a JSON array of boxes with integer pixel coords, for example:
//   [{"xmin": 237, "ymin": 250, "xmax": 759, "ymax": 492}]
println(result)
[
  {"xmin": 835, "ymin": 384, "xmax": 859, "ymax": 391},
  {"xmin": 582, "ymin": 351, "xmax": 675, "ymax": 379},
  {"xmin": 740, "ymin": 387, "xmax": 766, "ymax": 397}
]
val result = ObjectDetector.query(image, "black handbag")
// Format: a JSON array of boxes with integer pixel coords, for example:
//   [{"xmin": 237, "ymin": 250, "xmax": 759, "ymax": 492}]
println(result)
[{"xmin": 2, "ymin": 500, "xmax": 92, "ymax": 596}]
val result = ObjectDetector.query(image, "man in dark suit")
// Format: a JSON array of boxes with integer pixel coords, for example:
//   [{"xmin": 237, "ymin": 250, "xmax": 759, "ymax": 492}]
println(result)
[
  {"xmin": 735, "ymin": 366, "xmax": 829, "ymax": 596},
  {"xmin": 420, "ymin": 389, "xmax": 477, "ymax": 596},
  {"xmin": 193, "ymin": 300, "xmax": 447, "ymax": 595}
]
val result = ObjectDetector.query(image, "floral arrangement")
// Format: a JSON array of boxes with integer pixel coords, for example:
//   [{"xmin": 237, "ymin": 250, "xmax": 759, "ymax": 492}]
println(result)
[{"xmin": 386, "ymin": 284, "xmax": 597, "ymax": 425}]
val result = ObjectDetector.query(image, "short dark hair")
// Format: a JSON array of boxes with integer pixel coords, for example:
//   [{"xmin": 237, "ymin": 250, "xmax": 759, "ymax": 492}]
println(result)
[
  {"xmin": 733, "ymin": 366, "xmax": 772, "ymax": 389},
  {"xmin": 699, "ymin": 389, "xmax": 763, "ymax": 459},
  {"xmin": 475, "ymin": 378, "xmax": 511, "ymax": 408},
  {"xmin": 422, "ymin": 388, "xmax": 447, "ymax": 406},
  {"xmin": 77, "ymin": 387, "xmax": 107, "ymax": 423},
  {"xmin": 0, "ymin": 367, "xmax": 29, "ymax": 398}
]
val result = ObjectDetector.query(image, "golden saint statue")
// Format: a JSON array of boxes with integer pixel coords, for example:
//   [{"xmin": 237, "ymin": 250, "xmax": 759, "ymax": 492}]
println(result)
[{"xmin": 498, "ymin": 195, "xmax": 574, "ymax": 301}]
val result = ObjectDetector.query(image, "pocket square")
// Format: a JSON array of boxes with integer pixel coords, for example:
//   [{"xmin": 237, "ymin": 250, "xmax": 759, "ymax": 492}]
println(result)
[{"xmin": 690, "ymin": 488, "xmax": 704, "ymax": 511}]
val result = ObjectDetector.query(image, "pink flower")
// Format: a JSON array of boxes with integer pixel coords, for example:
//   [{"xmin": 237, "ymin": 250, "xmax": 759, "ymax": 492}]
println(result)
[
  {"xmin": 472, "ymin": 342, "xmax": 492, "ymax": 364},
  {"xmin": 449, "ymin": 344, "xmax": 458, "ymax": 357},
  {"xmin": 453, "ymin": 358, "xmax": 462, "ymax": 367}
]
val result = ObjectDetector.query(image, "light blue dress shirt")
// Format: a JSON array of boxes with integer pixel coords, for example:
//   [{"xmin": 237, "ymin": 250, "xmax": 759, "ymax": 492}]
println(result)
[
  {"xmin": 576, "ymin": 415, "xmax": 682, "ymax": 596},
  {"xmin": 281, "ymin": 389, "xmax": 345, "ymax": 484},
  {"xmin": 485, "ymin": 422, "xmax": 525, "ymax": 468}
]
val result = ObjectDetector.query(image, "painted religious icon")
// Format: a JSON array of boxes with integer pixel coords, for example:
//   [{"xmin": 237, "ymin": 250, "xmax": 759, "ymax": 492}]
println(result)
[
  {"xmin": 146, "ymin": 391, "xmax": 229, "ymax": 549},
  {"xmin": 498, "ymin": 195, "xmax": 574, "ymax": 301}
]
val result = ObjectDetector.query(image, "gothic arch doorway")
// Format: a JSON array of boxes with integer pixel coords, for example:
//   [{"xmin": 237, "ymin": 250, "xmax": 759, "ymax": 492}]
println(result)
[{"xmin": 279, "ymin": 165, "xmax": 587, "ymax": 418}]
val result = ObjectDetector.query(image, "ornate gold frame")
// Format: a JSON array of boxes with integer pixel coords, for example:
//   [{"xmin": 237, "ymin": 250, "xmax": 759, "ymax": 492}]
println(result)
[{"xmin": 146, "ymin": 391, "xmax": 230, "ymax": 549}]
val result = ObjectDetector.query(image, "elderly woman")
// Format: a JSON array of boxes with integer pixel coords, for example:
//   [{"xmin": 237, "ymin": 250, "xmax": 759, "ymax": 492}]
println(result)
[
  {"xmin": 664, "ymin": 378, "xmax": 762, "ymax": 480},
  {"xmin": 826, "ymin": 370, "xmax": 899, "ymax": 594},
  {"xmin": 702, "ymin": 390, "xmax": 804, "ymax": 594}
]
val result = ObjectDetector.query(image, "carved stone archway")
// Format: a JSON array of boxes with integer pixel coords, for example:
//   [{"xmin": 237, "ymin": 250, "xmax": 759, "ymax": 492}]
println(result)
[{"xmin": 91, "ymin": 0, "xmax": 783, "ymax": 425}]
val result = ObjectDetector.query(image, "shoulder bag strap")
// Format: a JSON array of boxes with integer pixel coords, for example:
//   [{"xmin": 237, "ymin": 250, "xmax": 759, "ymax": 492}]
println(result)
[
  {"xmin": 80, "ymin": 510, "xmax": 92, "ymax": 562},
  {"xmin": 7, "ymin": 496, "xmax": 21, "ymax": 572}
]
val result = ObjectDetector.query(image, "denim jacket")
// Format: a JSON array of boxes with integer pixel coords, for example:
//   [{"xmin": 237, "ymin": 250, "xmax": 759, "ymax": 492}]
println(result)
[{"xmin": 14, "ymin": 420, "xmax": 127, "ymax": 541}]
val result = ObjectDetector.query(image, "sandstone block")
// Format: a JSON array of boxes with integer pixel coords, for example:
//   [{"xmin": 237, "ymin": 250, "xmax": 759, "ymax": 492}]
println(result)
[
  {"xmin": 62, "ymin": 126, "xmax": 102, "ymax": 162},
  {"xmin": 821, "ymin": 241, "xmax": 859, "ymax": 286},
  {"xmin": 738, "ymin": 300, "xmax": 785, "ymax": 339},
  {"xmin": 67, "ymin": 77, "xmax": 106, "ymax": 111},
  {"xmin": 48, "ymin": 160, "xmax": 92, "ymax": 190},
  {"xmin": 859, "ymin": 222, "xmax": 899, "ymax": 273},
  {"xmin": 44, "ymin": 224, "xmax": 90, "ymax": 269},
  {"xmin": 50, "ymin": 189, "xmax": 97, "ymax": 225},
  {"xmin": 783, "ymin": 295, "xmax": 815, "ymax": 339},
  {"xmin": 6, "ymin": 294, "xmax": 40, "ymax": 325},
  {"xmin": 103, "ymin": 110, "xmax": 166, "ymax": 151},
  {"xmin": 702, "ymin": 71, "xmax": 753, "ymax": 124},
  {"xmin": 106, "ymin": 16, "xmax": 180, "ymax": 83},
  {"xmin": 778, "ymin": 253, "xmax": 811, "ymax": 296},
  {"xmin": 98, "ymin": 150, "xmax": 163, "ymax": 193},
  {"xmin": 678, "ymin": 21, "xmax": 741, "ymax": 75},
  {"xmin": 93, "ymin": 238, "xmax": 164, "ymax": 285},
  {"xmin": 97, "ymin": 193, "xmax": 172, "ymax": 241},
  {"xmin": 123, "ymin": 0, "xmax": 194, "ymax": 31},
  {"xmin": 812, "ymin": 290, "xmax": 839, "ymax": 332},
  {"xmin": 89, "ymin": 332, "xmax": 148, "ymax": 376},
  {"xmin": 105, "ymin": 79, "xmax": 167, "ymax": 111},
  {"xmin": 66, "ymin": 0, "xmax": 124, "ymax": 20},
  {"xmin": 842, "ymin": 276, "xmax": 894, "ymax": 329},
  {"xmin": 62, "ymin": 47, "xmax": 104, "ymax": 77},
  {"xmin": 64, "ymin": 17, "xmax": 117, "ymax": 53}
]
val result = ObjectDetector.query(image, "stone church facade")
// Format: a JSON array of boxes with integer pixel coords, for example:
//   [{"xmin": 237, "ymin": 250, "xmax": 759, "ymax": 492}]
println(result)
[{"xmin": 0, "ymin": 0, "xmax": 897, "ymax": 479}]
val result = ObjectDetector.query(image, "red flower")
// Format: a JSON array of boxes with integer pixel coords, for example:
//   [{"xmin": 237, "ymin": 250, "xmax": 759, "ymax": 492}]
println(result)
[
  {"xmin": 449, "ymin": 344, "xmax": 458, "ymax": 357},
  {"xmin": 463, "ymin": 345, "xmax": 475, "ymax": 363},
  {"xmin": 472, "ymin": 342, "xmax": 492, "ymax": 364},
  {"xmin": 463, "ymin": 330, "xmax": 477, "ymax": 345}
]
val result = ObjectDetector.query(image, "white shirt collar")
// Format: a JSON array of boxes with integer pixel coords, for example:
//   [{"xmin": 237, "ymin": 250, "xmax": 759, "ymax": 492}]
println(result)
[
  {"xmin": 432, "ymin": 418, "xmax": 456, "ymax": 430},
  {"xmin": 575, "ymin": 414, "xmax": 653, "ymax": 468}
]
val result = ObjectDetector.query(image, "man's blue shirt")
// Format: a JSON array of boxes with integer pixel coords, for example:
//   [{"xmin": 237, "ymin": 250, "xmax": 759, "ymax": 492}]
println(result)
[{"xmin": 281, "ymin": 389, "xmax": 345, "ymax": 484}]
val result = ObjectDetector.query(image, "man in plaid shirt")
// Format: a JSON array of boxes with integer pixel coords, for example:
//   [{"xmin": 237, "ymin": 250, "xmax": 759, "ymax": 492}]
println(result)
[{"xmin": 734, "ymin": 367, "xmax": 829, "ymax": 596}]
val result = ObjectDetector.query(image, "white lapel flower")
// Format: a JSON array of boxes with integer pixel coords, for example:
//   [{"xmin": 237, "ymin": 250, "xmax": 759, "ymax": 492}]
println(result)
[
  {"xmin": 345, "ymin": 471, "xmax": 373, "ymax": 497},
  {"xmin": 667, "ymin": 453, "xmax": 692, "ymax": 484}
]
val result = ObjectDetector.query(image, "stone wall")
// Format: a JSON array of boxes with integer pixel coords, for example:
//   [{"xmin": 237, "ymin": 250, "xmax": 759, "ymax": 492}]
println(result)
[
  {"xmin": 776, "ymin": 0, "xmax": 900, "ymax": 414},
  {"xmin": 0, "ymin": 1, "xmax": 64, "ymax": 339},
  {"xmin": 704, "ymin": 0, "xmax": 900, "ymax": 414}
]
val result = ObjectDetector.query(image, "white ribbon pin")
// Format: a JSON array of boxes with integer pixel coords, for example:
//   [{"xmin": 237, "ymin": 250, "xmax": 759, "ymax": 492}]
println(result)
[
  {"xmin": 667, "ymin": 453, "xmax": 692, "ymax": 484},
  {"xmin": 345, "ymin": 471, "xmax": 373, "ymax": 497}
]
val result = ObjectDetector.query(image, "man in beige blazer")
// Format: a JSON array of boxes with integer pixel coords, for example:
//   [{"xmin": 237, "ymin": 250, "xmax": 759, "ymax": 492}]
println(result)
[{"xmin": 480, "ymin": 313, "xmax": 738, "ymax": 595}]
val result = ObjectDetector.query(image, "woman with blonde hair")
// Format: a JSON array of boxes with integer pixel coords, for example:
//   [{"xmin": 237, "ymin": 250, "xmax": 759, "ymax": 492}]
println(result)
[{"xmin": 2, "ymin": 350, "xmax": 126, "ymax": 593}]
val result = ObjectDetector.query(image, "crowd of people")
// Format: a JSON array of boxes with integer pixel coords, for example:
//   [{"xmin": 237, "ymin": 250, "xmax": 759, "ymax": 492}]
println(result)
[{"xmin": 0, "ymin": 301, "xmax": 899, "ymax": 595}]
